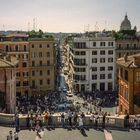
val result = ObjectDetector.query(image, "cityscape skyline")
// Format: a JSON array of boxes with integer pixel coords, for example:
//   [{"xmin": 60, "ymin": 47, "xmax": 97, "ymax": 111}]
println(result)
[{"xmin": 0, "ymin": 0, "xmax": 140, "ymax": 32}]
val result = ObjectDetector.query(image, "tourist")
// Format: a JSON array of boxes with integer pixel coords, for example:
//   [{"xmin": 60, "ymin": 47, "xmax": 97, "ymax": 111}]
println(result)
[
  {"xmin": 102, "ymin": 112, "xmax": 107, "ymax": 129},
  {"xmin": 48, "ymin": 112, "xmax": 53, "ymax": 128},
  {"xmin": 61, "ymin": 113, "xmax": 65, "ymax": 127},
  {"xmin": 78, "ymin": 116, "xmax": 83, "ymax": 130},
  {"xmin": 29, "ymin": 115, "xmax": 33, "ymax": 130},
  {"xmin": 45, "ymin": 112, "xmax": 49, "ymax": 127},
  {"xmin": 90, "ymin": 113, "xmax": 94, "ymax": 127},
  {"xmin": 15, "ymin": 113, "xmax": 20, "ymax": 132},
  {"xmin": 134, "ymin": 115, "xmax": 138, "ymax": 128},
  {"xmin": 73, "ymin": 112, "xmax": 78, "ymax": 127},
  {"xmin": 68, "ymin": 110, "xmax": 73, "ymax": 127},
  {"xmin": 26, "ymin": 114, "xmax": 30, "ymax": 129},
  {"xmin": 94, "ymin": 112, "xmax": 99, "ymax": 129},
  {"xmin": 7, "ymin": 131, "xmax": 13, "ymax": 140},
  {"xmin": 13, "ymin": 131, "xmax": 19, "ymax": 140}
]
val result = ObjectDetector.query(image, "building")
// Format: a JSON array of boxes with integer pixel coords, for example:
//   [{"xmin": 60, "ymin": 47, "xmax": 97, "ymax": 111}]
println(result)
[
  {"xmin": 117, "ymin": 54, "xmax": 140, "ymax": 115},
  {"xmin": 66, "ymin": 33, "xmax": 116, "ymax": 93},
  {"xmin": 29, "ymin": 38, "xmax": 56, "ymax": 94},
  {"xmin": 0, "ymin": 34, "xmax": 30, "ymax": 97},
  {"xmin": 0, "ymin": 34, "xmax": 56, "ymax": 97},
  {"xmin": 116, "ymin": 38, "xmax": 140, "ymax": 58},
  {"xmin": 120, "ymin": 14, "xmax": 131, "ymax": 31},
  {"xmin": 116, "ymin": 14, "xmax": 140, "ymax": 59},
  {"xmin": 0, "ymin": 51, "xmax": 18, "ymax": 113}
]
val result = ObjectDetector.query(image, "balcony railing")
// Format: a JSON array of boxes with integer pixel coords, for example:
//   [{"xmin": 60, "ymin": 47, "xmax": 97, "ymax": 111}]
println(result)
[{"xmin": 0, "ymin": 113, "xmax": 139, "ymax": 129}]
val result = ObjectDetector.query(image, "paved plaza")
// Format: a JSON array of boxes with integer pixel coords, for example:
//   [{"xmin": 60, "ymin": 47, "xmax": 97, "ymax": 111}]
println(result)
[{"xmin": 1, "ymin": 126, "xmax": 140, "ymax": 140}]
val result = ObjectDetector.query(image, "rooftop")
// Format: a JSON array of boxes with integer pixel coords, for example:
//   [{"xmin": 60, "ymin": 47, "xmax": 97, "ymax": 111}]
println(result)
[
  {"xmin": 117, "ymin": 53, "xmax": 140, "ymax": 68},
  {"xmin": 0, "ymin": 52, "xmax": 18, "ymax": 68}
]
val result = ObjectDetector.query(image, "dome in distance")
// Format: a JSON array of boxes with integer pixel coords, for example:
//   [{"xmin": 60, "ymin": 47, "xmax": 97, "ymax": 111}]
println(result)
[{"xmin": 120, "ymin": 14, "xmax": 131, "ymax": 30}]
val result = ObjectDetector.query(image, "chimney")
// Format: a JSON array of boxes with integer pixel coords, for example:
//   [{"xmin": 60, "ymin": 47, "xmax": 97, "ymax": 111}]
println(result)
[
  {"xmin": 124, "ymin": 53, "xmax": 128, "ymax": 62},
  {"xmin": 133, "ymin": 56, "xmax": 140, "ymax": 66}
]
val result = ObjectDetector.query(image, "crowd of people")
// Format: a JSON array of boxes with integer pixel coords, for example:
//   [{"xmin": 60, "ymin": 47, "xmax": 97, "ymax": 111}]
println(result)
[{"xmin": 16, "ymin": 92, "xmax": 60, "ymax": 114}]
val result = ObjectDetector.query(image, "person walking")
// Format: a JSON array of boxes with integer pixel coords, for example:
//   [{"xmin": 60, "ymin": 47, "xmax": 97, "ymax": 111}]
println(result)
[
  {"xmin": 79, "ymin": 116, "xmax": 83, "ymax": 131},
  {"xmin": 7, "ymin": 131, "xmax": 13, "ymax": 140},
  {"xmin": 61, "ymin": 113, "xmax": 65, "ymax": 127},
  {"xmin": 102, "ymin": 112, "xmax": 107, "ymax": 129},
  {"xmin": 13, "ymin": 131, "xmax": 19, "ymax": 140},
  {"xmin": 134, "ymin": 115, "xmax": 138, "ymax": 128}
]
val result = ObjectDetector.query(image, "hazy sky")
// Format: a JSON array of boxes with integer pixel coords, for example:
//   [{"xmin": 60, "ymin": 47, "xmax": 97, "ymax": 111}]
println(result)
[{"xmin": 0, "ymin": 0, "xmax": 139, "ymax": 32}]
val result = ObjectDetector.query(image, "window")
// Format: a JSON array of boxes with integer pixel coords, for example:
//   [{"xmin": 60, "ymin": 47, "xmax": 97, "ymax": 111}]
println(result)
[
  {"xmin": 47, "ymin": 44, "xmax": 50, "ymax": 48},
  {"xmin": 92, "ymin": 67, "xmax": 97, "ymax": 71},
  {"xmin": 100, "ymin": 50, "xmax": 105, "ymax": 55},
  {"xmin": 16, "ymin": 72, "xmax": 20, "ymax": 77},
  {"xmin": 108, "ymin": 73, "xmax": 112, "ymax": 79},
  {"xmin": 100, "ymin": 83, "xmax": 105, "ymax": 91},
  {"xmin": 23, "ymin": 72, "xmax": 28, "ymax": 77},
  {"xmin": 47, "ymin": 79, "xmax": 50, "ymax": 85},
  {"xmin": 108, "ymin": 42, "xmax": 114, "ymax": 46},
  {"xmin": 32, "ymin": 44, "xmax": 34, "ymax": 48},
  {"xmin": 39, "ymin": 44, "xmax": 42, "ymax": 48},
  {"xmin": 93, "ymin": 42, "xmax": 96, "ymax": 47},
  {"xmin": 120, "ymin": 68, "xmax": 123, "ymax": 78},
  {"xmin": 39, "ymin": 52, "xmax": 43, "ymax": 57},
  {"xmin": 40, "ymin": 70, "xmax": 43, "ymax": 76},
  {"xmin": 100, "ymin": 74, "xmax": 105, "ymax": 79},
  {"xmin": 92, "ymin": 58, "xmax": 97, "ymax": 63},
  {"xmin": 32, "ymin": 61, "xmax": 35, "ymax": 67},
  {"xmin": 31, "ymin": 52, "xmax": 36, "ymax": 58},
  {"xmin": 136, "ymin": 72, "xmax": 140, "ymax": 83},
  {"xmin": 75, "ymin": 51, "xmax": 79, "ymax": 55},
  {"xmin": 100, "ymin": 42, "xmax": 105, "ymax": 46},
  {"xmin": 100, "ymin": 58, "xmax": 105, "ymax": 63},
  {"xmin": 92, "ymin": 83, "xmax": 97, "ymax": 91},
  {"xmin": 47, "ymin": 52, "xmax": 50, "ymax": 57},
  {"xmin": 108, "ymin": 58, "xmax": 113, "ymax": 62},
  {"xmin": 5, "ymin": 45, "xmax": 9, "ymax": 51},
  {"xmin": 16, "ymin": 81, "xmax": 20, "ymax": 86},
  {"xmin": 108, "ymin": 66, "xmax": 113, "ymax": 71},
  {"xmin": 23, "ymin": 81, "xmax": 28, "ymax": 86},
  {"xmin": 15, "ymin": 45, "xmax": 18, "ymax": 51},
  {"xmin": 40, "ymin": 80, "xmax": 43, "ymax": 85},
  {"xmin": 133, "ymin": 95, "xmax": 140, "ymax": 107},
  {"xmin": 32, "ymin": 80, "xmax": 35, "ymax": 87},
  {"xmin": 108, "ymin": 50, "xmax": 113, "ymax": 55},
  {"xmin": 124, "ymin": 87, "xmax": 128, "ymax": 101},
  {"xmin": 24, "ymin": 45, "xmax": 26, "ymax": 51},
  {"xmin": 92, "ymin": 75, "xmax": 97, "ymax": 80},
  {"xmin": 22, "ymin": 62, "xmax": 27, "ymax": 67},
  {"xmin": 92, "ymin": 51, "xmax": 97, "ymax": 55},
  {"xmin": 127, "ymin": 44, "xmax": 129, "ymax": 48},
  {"xmin": 124, "ymin": 70, "xmax": 128, "ymax": 81},
  {"xmin": 32, "ymin": 70, "xmax": 35, "ymax": 76},
  {"xmin": 100, "ymin": 67, "xmax": 105, "ymax": 71},
  {"xmin": 40, "ymin": 61, "xmax": 42, "ymax": 66},
  {"xmin": 108, "ymin": 82, "xmax": 113, "ymax": 91},
  {"xmin": 47, "ymin": 70, "xmax": 50, "ymax": 75},
  {"xmin": 81, "ymin": 51, "xmax": 86, "ymax": 55},
  {"xmin": 47, "ymin": 60, "xmax": 50, "ymax": 66}
]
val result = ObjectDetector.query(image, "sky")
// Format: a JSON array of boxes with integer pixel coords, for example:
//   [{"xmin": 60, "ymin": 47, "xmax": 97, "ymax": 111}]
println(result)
[{"xmin": 0, "ymin": 0, "xmax": 140, "ymax": 32}]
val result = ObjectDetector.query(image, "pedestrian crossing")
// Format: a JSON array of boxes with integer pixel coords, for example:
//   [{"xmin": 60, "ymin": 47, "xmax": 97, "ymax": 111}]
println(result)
[{"xmin": 104, "ymin": 129, "xmax": 113, "ymax": 140}]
